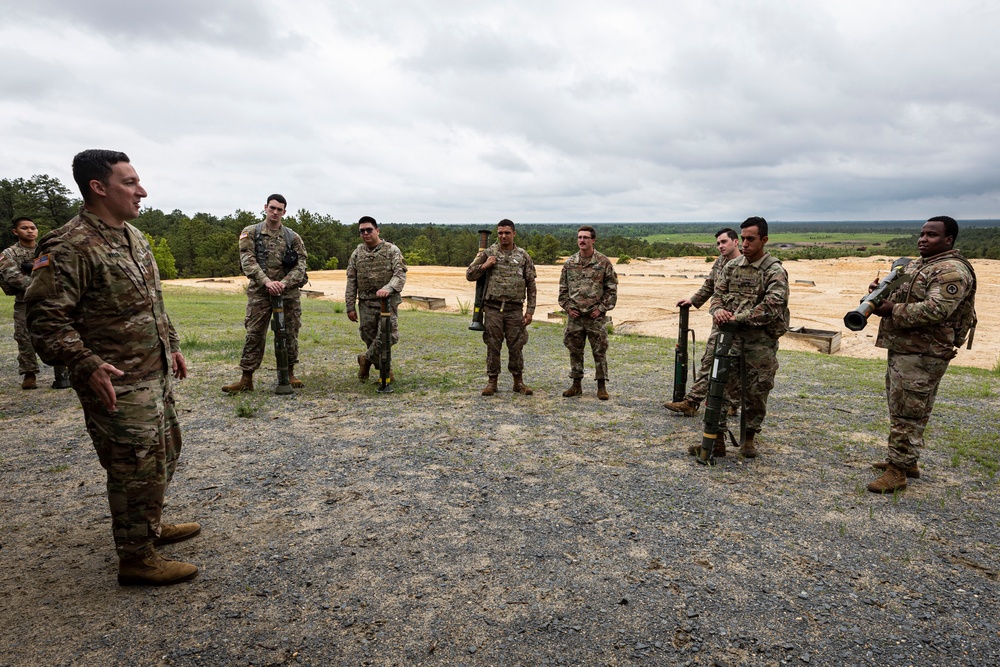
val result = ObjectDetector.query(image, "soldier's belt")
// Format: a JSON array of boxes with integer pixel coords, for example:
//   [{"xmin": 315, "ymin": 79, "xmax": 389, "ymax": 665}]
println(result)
[{"xmin": 484, "ymin": 299, "xmax": 523, "ymax": 312}]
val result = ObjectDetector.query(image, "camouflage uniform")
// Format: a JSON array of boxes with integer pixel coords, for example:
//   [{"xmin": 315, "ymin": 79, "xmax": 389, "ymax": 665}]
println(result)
[
  {"xmin": 558, "ymin": 251, "xmax": 618, "ymax": 380},
  {"xmin": 683, "ymin": 254, "xmax": 738, "ymax": 406},
  {"xmin": 709, "ymin": 252, "xmax": 789, "ymax": 433},
  {"xmin": 237, "ymin": 223, "xmax": 308, "ymax": 372},
  {"xmin": 24, "ymin": 209, "xmax": 183, "ymax": 559},
  {"xmin": 875, "ymin": 249, "xmax": 976, "ymax": 468},
  {"xmin": 0, "ymin": 242, "xmax": 40, "ymax": 375},
  {"xmin": 466, "ymin": 243, "xmax": 537, "ymax": 376},
  {"xmin": 345, "ymin": 240, "xmax": 407, "ymax": 368}
]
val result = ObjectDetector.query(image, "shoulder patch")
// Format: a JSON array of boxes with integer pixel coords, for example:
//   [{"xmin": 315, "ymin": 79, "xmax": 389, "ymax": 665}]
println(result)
[
  {"xmin": 946, "ymin": 283, "xmax": 959, "ymax": 295},
  {"xmin": 239, "ymin": 231, "xmax": 249, "ymax": 240},
  {"xmin": 32, "ymin": 254, "xmax": 51, "ymax": 271}
]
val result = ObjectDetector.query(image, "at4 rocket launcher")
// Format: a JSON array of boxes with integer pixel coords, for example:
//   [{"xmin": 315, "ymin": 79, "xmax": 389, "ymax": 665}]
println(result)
[{"xmin": 843, "ymin": 257, "xmax": 912, "ymax": 332}]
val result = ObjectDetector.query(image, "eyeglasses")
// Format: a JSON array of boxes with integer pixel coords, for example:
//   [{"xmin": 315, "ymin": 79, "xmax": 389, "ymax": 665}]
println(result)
[
  {"xmin": 359, "ymin": 228, "xmax": 375, "ymax": 235},
  {"xmin": 577, "ymin": 235, "xmax": 593, "ymax": 240}
]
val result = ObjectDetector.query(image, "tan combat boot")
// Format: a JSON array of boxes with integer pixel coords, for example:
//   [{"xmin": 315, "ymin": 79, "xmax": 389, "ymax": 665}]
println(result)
[
  {"xmin": 118, "ymin": 548, "xmax": 198, "ymax": 586},
  {"xmin": 562, "ymin": 378, "xmax": 582, "ymax": 397},
  {"xmin": 739, "ymin": 430, "xmax": 758, "ymax": 458},
  {"xmin": 481, "ymin": 376, "xmax": 499, "ymax": 396},
  {"xmin": 664, "ymin": 397, "xmax": 698, "ymax": 416},
  {"xmin": 512, "ymin": 374, "xmax": 533, "ymax": 395},
  {"xmin": 288, "ymin": 365, "xmax": 304, "ymax": 388},
  {"xmin": 221, "ymin": 371, "xmax": 254, "ymax": 393},
  {"xmin": 688, "ymin": 437, "xmax": 726, "ymax": 458},
  {"xmin": 21, "ymin": 373, "xmax": 37, "ymax": 390},
  {"xmin": 868, "ymin": 462, "xmax": 907, "ymax": 493},
  {"xmin": 872, "ymin": 460, "xmax": 920, "ymax": 479},
  {"xmin": 357, "ymin": 354, "xmax": 372, "ymax": 380},
  {"xmin": 597, "ymin": 379, "xmax": 610, "ymax": 401},
  {"xmin": 154, "ymin": 522, "xmax": 202, "ymax": 546}
]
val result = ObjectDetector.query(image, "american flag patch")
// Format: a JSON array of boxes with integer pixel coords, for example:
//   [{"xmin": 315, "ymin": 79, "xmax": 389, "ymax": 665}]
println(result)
[
  {"xmin": 239, "ymin": 231, "xmax": 249, "ymax": 240},
  {"xmin": 32, "ymin": 254, "xmax": 50, "ymax": 271}
]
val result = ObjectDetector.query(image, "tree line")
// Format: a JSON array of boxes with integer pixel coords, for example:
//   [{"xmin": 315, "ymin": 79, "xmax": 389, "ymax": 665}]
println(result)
[{"xmin": 4, "ymin": 174, "xmax": 1000, "ymax": 280}]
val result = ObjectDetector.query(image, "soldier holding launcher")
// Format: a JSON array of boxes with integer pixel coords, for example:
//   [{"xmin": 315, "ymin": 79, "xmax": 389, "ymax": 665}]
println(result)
[
  {"xmin": 665, "ymin": 227, "xmax": 742, "ymax": 418},
  {"xmin": 466, "ymin": 219, "xmax": 537, "ymax": 396},
  {"xmin": 867, "ymin": 216, "xmax": 977, "ymax": 493}
]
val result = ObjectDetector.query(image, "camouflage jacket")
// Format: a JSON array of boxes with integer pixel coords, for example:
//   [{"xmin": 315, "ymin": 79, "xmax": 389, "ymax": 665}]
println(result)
[
  {"xmin": 710, "ymin": 252, "xmax": 789, "ymax": 338},
  {"xmin": 24, "ymin": 209, "xmax": 179, "ymax": 385},
  {"xmin": 689, "ymin": 253, "xmax": 737, "ymax": 308},
  {"xmin": 558, "ymin": 251, "xmax": 618, "ymax": 314},
  {"xmin": 465, "ymin": 243, "xmax": 537, "ymax": 314},
  {"xmin": 238, "ymin": 222, "xmax": 308, "ymax": 296},
  {"xmin": 345, "ymin": 240, "xmax": 408, "ymax": 310},
  {"xmin": 876, "ymin": 249, "xmax": 976, "ymax": 359},
  {"xmin": 0, "ymin": 242, "xmax": 36, "ymax": 302}
]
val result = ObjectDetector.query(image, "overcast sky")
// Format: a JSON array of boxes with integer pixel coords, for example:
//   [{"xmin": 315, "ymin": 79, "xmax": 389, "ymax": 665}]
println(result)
[{"xmin": 2, "ymin": 1, "xmax": 999, "ymax": 224}]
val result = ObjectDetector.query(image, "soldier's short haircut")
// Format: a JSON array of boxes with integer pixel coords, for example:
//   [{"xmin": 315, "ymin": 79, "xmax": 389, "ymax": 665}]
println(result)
[
  {"xmin": 498, "ymin": 219, "xmax": 515, "ymax": 231},
  {"xmin": 72, "ymin": 149, "xmax": 130, "ymax": 203},
  {"xmin": 927, "ymin": 215, "xmax": 959, "ymax": 242},
  {"xmin": 715, "ymin": 227, "xmax": 738, "ymax": 241},
  {"xmin": 741, "ymin": 216, "xmax": 768, "ymax": 237},
  {"xmin": 578, "ymin": 225, "xmax": 597, "ymax": 240},
  {"xmin": 358, "ymin": 216, "xmax": 379, "ymax": 228},
  {"xmin": 267, "ymin": 194, "xmax": 287, "ymax": 208},
  {"xmin": 11, "ymin": 216, "xmax": 35, "ymax": 229}
]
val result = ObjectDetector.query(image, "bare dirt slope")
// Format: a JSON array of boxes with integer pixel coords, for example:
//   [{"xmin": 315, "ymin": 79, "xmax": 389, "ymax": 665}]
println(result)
[{"xmin": 172, "ymin": 255, "xmax": 999, "ymax": 369}]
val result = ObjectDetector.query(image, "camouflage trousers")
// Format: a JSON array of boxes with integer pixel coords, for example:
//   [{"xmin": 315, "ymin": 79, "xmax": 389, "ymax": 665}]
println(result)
[
  {"xmin": 685, "ymin": 324, "xmax": 739, "ymax": 411},
  {"xmin": 718, "ymin": 329, "xmax": 779, "ymax": 433},
  {"xmin": 77, "ymin": 373, "xmax": 182, "ymax": 559},
  {"xmin": 12, "ymin": 302, "xmax": 39, "ymax": 375},
  {"xmin": 482, "ymin": 302, "xmax": 528, "ymax": 376},
  {"xmin": 885, "ymin": 351, "xmax": 949, "ymax": 468},
  {"xmin": 357, "ymin": 298, "xmax": 399, "ymax": 369},
  {"xmin": 564, "ymin": 314, "xmax": 609, "ymax": 381},
  {"xmin": 239, "ymin": 291, "xmax": 302, "ymax": 372}
]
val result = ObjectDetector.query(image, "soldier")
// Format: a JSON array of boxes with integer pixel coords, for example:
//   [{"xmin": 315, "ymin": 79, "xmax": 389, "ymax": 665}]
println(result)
[
  {"xmin": 559, "ymin": 225, "xmax": 618, "ymax": 400},
  {"xmin": 664, "ymin": 227, "xmax": 742, "ymax": 417},
  {"xmin": 700, "ymin": 216, "xmax": 789, "ymax": 458},
  {"xmin": 345, "ymin": 216, "xmax": 407, "ymax": 381},
  {"xmin": 0, "ymin": 217, "xmax": 42, "ymax": 389},
  {"xmin": 25, "ymin": 149, "xmax": 198, "ymax": 585},
  {"xmin": 466, "ymin": 219, "xmax": 538, "ymax": 396},
  {"xmin": 222, "ymin": 194, "xmax": 308, "ymax": 393},
  {"xmin": 867, "ymin": 216, "xmax": 976, "ymax": 493}
]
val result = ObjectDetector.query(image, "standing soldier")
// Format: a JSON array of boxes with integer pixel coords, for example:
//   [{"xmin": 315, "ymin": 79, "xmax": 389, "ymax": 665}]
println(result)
[
  {"xmin": 466, "ymin": 219, "xmax": 537, "ymax": 396},
  {"xmin": 25, "ymin": 149, "xmax": 198, "ymax": 585},
  {"xmin": 559, "ymin": 225, "xmax": 618, "ymax": 400},
  {"xmin": 665, "ymin": 227, "xmax": 742, "ymax": 417},
  {"xmin": 222, "ymin": 194, "xmax": 308, "ymax": 393},
  {"xmin": 702, "ymin": 216, "xmax": 789, "ymax": 458},
  {"xmin": 867, "ymin": 216, "xmax": 976, "ymax": 493},
  {"xmin": 0, "ymin": 217, "xmax": 42, "ymax": 389},
  {"xmin": 345, "ymin": 216, "xmax": 407, "ymax": 381}
]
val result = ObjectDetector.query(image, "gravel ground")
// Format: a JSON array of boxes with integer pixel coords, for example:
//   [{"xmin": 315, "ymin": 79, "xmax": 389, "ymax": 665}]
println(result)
[{"xmin": 1, "ymin": 295, "xmax": 999, "ymax": 667}]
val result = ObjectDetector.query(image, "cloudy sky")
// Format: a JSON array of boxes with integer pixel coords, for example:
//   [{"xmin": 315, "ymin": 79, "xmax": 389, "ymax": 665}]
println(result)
[{"xmin": 2, "ymin": 0, "xmax": 999, "ymax": 223}]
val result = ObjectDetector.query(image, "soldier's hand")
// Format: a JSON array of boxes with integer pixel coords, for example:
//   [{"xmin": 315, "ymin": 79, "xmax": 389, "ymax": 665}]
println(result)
[
  {"xmin": 89, "ymin": 363, "xmax": 125, "ymax": 411},
  {"xmin": 868, "ymin": 278, "xmax": 880, "ymax": 293},
  {"xmin": 873, "ymin": 300, "xmax": 894, "ymax": 317},
  {"xmin": 376, "ymin": 288, "xmax": 390, "ymax": 298},
  {"xmin": 523, "ymin": 313, "xmax": 533, "ymax": 326},
  {"xmin": 567, "ymin": 308, "xmax": 580, "ymax": 319},
  {"xmin": 347, "ymin": 310, "xmax": 358, "ymax": 322},
  {"xmin": 589, "ymin": 307, "xmax": 602, "ymax": 319},
  {"xmin": 171, "ymin": 352, "xmax": 188, "ymax": 380},
  {"xmin": 677, "ymin": 298, "xmax": 693, "ymax": 307},
  {"xmin": 481, "ymin": 255, "xmax": 497, "ymax": 270},
  {"xmin": 266, "ymin": 280, "xmax": 285, "ymax": 295},
  {"xmin": 713, "ymin": 309, "xmax": 735, "ymax": 326}
]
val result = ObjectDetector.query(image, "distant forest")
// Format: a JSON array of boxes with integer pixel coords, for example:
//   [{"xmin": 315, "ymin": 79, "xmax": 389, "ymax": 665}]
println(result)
[{"xmin": 3, "ymin": 174, "xmax": 1000, "ymax": 279}]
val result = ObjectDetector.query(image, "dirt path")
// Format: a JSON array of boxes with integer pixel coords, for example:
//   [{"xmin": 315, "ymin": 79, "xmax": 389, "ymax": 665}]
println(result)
[{"xmin": 171, "ymin": 255, "xmax": 999, "ymax": 369}]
